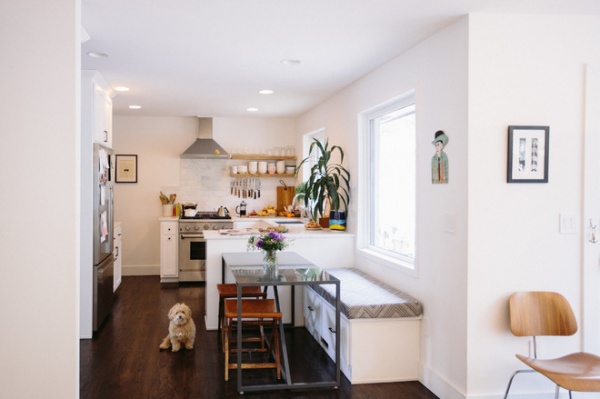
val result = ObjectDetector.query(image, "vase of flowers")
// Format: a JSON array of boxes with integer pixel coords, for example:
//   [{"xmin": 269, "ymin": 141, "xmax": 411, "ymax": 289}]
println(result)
[{"xmin": 247, "ymin": 231, "xmax": 288, "ymax": 275}]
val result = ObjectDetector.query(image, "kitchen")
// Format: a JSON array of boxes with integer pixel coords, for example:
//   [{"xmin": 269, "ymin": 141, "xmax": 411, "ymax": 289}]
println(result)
[{"xmin": 4, "ymin": 1, "xmax": 600, "ymax": 398}]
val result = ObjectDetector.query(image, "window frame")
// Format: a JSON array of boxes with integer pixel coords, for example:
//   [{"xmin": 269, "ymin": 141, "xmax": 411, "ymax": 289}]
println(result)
[{"xmin": 357, "ymin": 90, "xmax": 418, "ymax": 277}]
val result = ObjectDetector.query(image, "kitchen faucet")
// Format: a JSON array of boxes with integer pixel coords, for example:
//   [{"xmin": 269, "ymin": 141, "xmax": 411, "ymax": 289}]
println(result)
[{"xmin": 291, "ymin": 193, "xmax": 309, "ymax": 219}]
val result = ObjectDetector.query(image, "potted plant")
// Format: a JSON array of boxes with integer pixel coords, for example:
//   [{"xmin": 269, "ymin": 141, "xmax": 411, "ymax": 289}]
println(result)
[{"xmin": 297, "ymin": 139, "xmax": 351, "ymax": 230}]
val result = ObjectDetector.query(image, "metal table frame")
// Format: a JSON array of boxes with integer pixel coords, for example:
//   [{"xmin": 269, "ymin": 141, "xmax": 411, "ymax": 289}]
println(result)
[{"xmin": 222, "ymin": 252, "xmax": 341, "ymax": 394}]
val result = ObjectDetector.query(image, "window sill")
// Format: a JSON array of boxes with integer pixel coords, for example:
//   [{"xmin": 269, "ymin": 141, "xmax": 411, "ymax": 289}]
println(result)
[{"xmin": 356, "ymin": 247, "xmax": 417, "ymax": 278}]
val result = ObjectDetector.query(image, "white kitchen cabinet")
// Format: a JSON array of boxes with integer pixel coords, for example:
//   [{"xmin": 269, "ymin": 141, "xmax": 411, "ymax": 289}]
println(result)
[
  {"xmin": 93, "ymin": 85, "xmax": 113, "ymax": 147},
  {"xmin": 113, "ymin": 222, "xmax": 122, "ymax": 292},
  {"xmin": 82, "ymin": 70, "xmax": 114, "ymax": 148},
  {"xmin": 160, "ymin": 219, "xmax": 178, "ymax": 283}
]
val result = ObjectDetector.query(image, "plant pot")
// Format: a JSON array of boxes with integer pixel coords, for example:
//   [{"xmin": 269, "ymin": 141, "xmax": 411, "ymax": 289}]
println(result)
[
  {"xmin": 329, "ymin": 210, "xmax": 346, "ymax": 231},
  {"xmin": 318, "ymin": 217, "xmax": 330, "ymax": 228}
]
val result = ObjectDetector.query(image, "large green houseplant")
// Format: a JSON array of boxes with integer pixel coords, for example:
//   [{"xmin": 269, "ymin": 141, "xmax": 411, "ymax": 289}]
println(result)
[{"xmin": 297, "ymin": 139, "xmax": 351, "ymax": 230}]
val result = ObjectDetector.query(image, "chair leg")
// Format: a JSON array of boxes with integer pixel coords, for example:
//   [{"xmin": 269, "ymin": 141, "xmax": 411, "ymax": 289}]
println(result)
[
  {"xmin": 554, "ymin": 385, "xmax": 559, "ymax": 399},
  {"xmin": 504, "ymin": 369, "xmax": 536, "ymax": 399}
]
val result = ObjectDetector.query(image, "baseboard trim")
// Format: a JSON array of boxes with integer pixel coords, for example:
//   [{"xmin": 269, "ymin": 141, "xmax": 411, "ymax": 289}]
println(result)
[
  {"xmin": 122, "ymin": 265, "xmax": 160, "ymax": 276},
  {"xmin": 419, "ymin": 361, "xmax": 464, "ymax": 399}
]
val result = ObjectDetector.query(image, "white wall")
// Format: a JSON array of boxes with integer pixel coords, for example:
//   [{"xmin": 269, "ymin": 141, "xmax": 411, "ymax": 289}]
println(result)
[
  {"xmin": 468, "ymin": 14, "xmax": 600, "ymax": 398},
  {"xmin": 296, "ymin": 13, "xmax": 600, "ymax": 399},
  {"xmin": 296, "ymin": 17, "xmax": 470, "ymax": 398},
  {"xmin": 113, "ymin": 116, "xmax": 297, "ymax": 274},
  {"xmin": 0, "ymin": 1, "xmax": 79, "ymax": 397}
]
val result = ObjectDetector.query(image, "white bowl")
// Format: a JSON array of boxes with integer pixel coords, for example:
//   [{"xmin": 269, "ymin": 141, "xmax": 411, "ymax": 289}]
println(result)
[{"xmin": 237, "ymin": 165, "xmax": 248, "ymax": 174}]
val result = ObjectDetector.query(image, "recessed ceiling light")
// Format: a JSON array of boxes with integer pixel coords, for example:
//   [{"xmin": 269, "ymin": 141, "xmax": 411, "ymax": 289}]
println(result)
[
  {"xmin": 129, "ymin": 105, "xmax": 142, "ymax": 110},
  {"xmin": 87, "ymin": 51, "xmax": 108, "ymax": 58},
  {"xmin": 280, "ymin": 59, "xmax": 301, "ymax": 66},
  {"xmin": 259, "ymin": 89, "xmax": 274, "ymax": 95},
  {"xmin": 114, "ymin": 86, "xmax": 130, "ymax": 92},
  {"xmin": 246, "ymin": 108, "xmax": 259, "ymax": 112}
]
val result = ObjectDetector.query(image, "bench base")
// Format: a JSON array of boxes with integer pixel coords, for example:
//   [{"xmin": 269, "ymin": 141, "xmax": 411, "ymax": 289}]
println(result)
[{"xmin": 304, "ymin": 285, "xmax": 421, "ymax": 384}]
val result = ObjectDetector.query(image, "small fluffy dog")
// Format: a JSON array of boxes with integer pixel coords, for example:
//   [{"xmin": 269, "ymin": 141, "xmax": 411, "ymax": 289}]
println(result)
[{"xmin": 159, "ymin": 303, "xmax": 196, "ymax": 352}]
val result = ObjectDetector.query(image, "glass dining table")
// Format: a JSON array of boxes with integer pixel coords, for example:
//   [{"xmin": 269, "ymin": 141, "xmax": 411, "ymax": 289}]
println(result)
[{"xmin": 222, "ymin": 251, "xmax": 341, "ymax": 394}]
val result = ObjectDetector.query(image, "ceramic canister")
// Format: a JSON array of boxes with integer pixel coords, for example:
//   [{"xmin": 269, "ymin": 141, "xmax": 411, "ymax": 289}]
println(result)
[
  {"xmin": 258, "ymin": 161, "xmax": 267, "ymax": 174},
  {"xmin": 276, "ymin": 160, "xmax": 285, "ymax": 174},
  {"xmin": 248, "ymin": 161, "xmax": 258, "ymax": 174}
]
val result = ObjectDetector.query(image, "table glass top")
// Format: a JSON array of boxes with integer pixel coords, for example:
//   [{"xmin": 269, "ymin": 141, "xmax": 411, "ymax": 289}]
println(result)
[{"xmin": 223, "ymin": 252, "xmax": 339, "ymax": 285}]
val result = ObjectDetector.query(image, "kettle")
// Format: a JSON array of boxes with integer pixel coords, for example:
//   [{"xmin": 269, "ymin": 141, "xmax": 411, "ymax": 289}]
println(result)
[
  {"xmin": 217, "ymin": 206, "xmax": 229, "ymax": 217},
  {"xmin": 236, "ymin": 201, "xmax": 247, "ymax": 216}
]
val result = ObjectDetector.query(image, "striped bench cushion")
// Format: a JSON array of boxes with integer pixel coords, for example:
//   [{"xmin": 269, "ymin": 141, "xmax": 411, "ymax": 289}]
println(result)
[{"xmin": 311, "ymin": 268, "xmax": 422, "ymax": 319}]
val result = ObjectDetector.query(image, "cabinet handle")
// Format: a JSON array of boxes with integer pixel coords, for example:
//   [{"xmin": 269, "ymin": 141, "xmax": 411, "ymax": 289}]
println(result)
[
  {"xmin": 115, "ymin": 247, "xmax": 119, "ymax": 257},
  {"xmin": 307, "ymin": 306, "xmax": 314, "ymax": 312},
  {"xmin": 328, "ymin": 327, "xmax": 336, "ymax": 333},
  {"xmin": 103, "ymin": 130, "xmax": 108, "ymax": 142}
]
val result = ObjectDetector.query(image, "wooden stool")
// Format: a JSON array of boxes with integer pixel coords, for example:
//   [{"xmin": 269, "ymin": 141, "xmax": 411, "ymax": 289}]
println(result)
[
  {"xmin": 224, "ymin": 299, "xmax": 282, "ymax": 381},
  {"xmin": 217, "ymin": 284, "xmax": 266, "ymax": 349}
]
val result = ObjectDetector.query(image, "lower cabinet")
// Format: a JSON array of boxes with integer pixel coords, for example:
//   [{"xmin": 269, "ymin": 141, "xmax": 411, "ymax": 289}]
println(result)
[
  {"xmin": 113, "ymin": 222, "xmax": 122, "ymax": 291},
  {"xmin": 160, "ymin": 219, "xmax": 178, "ymax": 282}
]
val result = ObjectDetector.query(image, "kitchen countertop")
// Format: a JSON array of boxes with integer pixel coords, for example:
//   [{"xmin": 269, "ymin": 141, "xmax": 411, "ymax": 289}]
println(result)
[{"xmin": 204, "ymin": 229, "xmax": 349, "ymax": 239}]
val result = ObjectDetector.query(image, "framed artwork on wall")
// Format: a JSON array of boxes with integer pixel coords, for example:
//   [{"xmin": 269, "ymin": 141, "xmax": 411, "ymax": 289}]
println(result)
[
  {"xmin": 507, "ymin": 126, "xmax": 549, "ymax": 183},
  {"xmin": 115, "ymin": 154, "xmax": 138, "ymax": 183}
]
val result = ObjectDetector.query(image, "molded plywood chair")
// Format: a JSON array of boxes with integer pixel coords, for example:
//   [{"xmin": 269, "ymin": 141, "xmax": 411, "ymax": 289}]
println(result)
[{"xmin": 504, "ymin": 291, "xmax": 600, "ymax": 399}]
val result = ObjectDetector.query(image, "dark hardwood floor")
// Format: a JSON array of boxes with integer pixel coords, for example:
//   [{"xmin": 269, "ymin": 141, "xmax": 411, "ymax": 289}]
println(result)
[{"xmin": 80, "ymin": 276, "xmax": 439, "ymax": 399}]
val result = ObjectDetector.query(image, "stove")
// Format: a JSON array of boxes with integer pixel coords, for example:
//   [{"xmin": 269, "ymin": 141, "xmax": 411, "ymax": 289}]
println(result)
[
  {"xmin": 178, "ymin": 212, "xmax": 233, "ymax": 282},
  {"xmin": 180, "ymin": 211, "xmax": 232, "ymax": 220},
  {"xmin": 179, "ymin": 211, "xmax": 233, "ymax": 232}
]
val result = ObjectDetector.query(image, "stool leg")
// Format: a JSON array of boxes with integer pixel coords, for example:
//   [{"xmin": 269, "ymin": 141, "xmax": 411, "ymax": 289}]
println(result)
[
  {"xmin": 218, "ymin": 298, "xmax": 223, "ymax": 351},
  {"xmin": 271, "ymin": 319, "xmax": 281, "ymax": 380},
  {"xmin": 224, "ymin": 316, "xmax": 230, "ymax": 381}
]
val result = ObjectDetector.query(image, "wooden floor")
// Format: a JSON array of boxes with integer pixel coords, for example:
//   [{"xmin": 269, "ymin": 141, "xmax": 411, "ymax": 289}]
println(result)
[{"xmin": 80, "ymin": 276, "xmax": 439, "ymax": 399}]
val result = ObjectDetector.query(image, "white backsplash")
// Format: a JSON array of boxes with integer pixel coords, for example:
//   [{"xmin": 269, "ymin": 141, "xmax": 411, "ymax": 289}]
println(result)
[{"xmin": 162, "ymin": 159, "xmax": 298, "ymax": 215}]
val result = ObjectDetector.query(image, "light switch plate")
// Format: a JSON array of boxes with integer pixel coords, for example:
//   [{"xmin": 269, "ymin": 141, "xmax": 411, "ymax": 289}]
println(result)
[{"xmin": 559, "ymin": 213, "xmax": 578, "ymax": 234}]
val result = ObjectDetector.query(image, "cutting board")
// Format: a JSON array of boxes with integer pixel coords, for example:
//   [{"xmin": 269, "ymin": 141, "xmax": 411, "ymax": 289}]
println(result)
[{"xmin": 276, "ymin": 185, "xmax": 295, "ymax": 213}]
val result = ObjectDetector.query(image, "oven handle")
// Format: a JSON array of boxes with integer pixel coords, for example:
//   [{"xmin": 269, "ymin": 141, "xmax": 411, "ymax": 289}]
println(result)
[{"xmin": 180, "ymin": 234, "xmax": 205, "ymax": 240}]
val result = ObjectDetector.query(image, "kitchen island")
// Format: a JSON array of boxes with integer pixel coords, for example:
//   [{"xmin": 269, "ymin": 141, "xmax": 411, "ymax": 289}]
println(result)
[{"xmin": 203, "ymin": 220, "xmax": 354, "ymax": 330}]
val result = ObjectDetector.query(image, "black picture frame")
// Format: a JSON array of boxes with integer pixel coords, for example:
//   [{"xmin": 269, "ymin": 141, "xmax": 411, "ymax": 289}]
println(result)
[
  {"xmin": 115, "ymin": 154, "xmax": 138, "ymax": 183},
  {"xmin": 507, "ymin": 126, "xmax": 549, "ymax": 183}
]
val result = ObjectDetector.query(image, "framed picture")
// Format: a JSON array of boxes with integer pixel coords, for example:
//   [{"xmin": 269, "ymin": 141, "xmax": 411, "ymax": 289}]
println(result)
[
  {"xmin": 507, "ymin": 126, "xmax": 549, "ymax": 183},
  {"xmin": 115, "ymin": 154, "xmax": 138, "ymax": 183}
]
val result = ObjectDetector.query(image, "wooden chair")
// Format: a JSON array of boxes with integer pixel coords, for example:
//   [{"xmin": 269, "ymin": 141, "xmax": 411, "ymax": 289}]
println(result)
[
  {"xmin": 217, "ymin": 284, "xmax": 266, "ymax": 349},
  {"xmin": 504, "ymin": 291, "xmax": 600, "ymax": 399},
  {"xmin": 223, "ymin": 299, "xmax": 282, "ymax": 381}
]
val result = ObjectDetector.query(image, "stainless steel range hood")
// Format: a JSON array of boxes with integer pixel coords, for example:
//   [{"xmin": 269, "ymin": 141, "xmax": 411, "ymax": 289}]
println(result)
[{"xmin": 180, "ymin": 118, "xmax": 230, "ymax": 159}]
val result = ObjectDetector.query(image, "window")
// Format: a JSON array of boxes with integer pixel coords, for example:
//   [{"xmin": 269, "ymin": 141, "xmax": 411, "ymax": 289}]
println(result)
[
  {"xmin": 301, "ymin": 128, "xmax": 325, "ymax": 178},
  {"xmin": 359, "ymin": 92, "xmax": 417, "ymax": 271}
]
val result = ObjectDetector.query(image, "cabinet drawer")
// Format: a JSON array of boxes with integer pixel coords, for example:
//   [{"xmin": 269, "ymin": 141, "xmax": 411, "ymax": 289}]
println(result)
[
  {"xmin": 304, "ymin": 287, "xmax": 321, "ymax": 340},
  {"xmin": 161, "ymin": 221, "xmax": 178, "ymax": 235}
]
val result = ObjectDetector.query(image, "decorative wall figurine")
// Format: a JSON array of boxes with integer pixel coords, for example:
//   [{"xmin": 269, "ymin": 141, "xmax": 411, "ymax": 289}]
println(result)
[{"xmin": 431, "ymin": 130, "xmax": 449, "ymax": 184}]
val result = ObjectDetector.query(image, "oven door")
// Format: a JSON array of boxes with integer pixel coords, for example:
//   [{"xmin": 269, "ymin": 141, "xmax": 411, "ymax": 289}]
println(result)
[{"xmin": 178, "ymin": 233, "xmax": 206, "ymax": 282}]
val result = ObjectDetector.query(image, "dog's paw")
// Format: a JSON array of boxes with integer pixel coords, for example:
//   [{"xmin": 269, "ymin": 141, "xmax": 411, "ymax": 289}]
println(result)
[{"xmin": 185, "ymin": 344, "xmax": 194, "ymax": 350}]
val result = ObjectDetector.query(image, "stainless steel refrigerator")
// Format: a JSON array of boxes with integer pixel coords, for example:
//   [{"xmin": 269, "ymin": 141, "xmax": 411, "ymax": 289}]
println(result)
[{"xmin": 93, "ymin": 143, "xmax": 114, "ymax": 331}]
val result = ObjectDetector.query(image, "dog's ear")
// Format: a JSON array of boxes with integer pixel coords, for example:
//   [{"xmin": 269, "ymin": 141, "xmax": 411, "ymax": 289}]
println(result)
[{"xmin": 168, "ymin": 303, "xmax": 179, "ymax": 319}]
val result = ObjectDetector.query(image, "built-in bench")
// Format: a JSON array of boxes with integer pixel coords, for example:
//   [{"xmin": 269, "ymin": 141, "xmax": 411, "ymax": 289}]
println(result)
[{"xmin": 303, "ymin": 268, "xmax": 423, "ymax": 384}]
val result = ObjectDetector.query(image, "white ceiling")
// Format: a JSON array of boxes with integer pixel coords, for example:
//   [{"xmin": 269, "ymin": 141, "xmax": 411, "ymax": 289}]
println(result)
[{"xmin": 81, "ymin": 0, "xmax": 599, "ymax": 118}]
